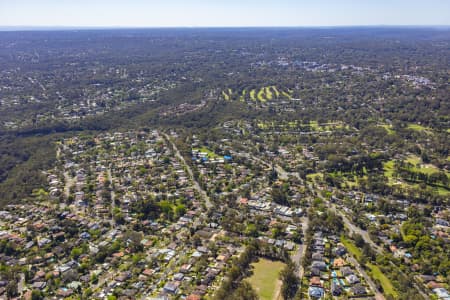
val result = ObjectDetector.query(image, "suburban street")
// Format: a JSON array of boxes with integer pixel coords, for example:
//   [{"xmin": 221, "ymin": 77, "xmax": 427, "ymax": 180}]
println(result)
[
  {"xmin": 290, "ymin": 217, "xmax": 309, "ymax": 279},
  {"xmin": 163, "ymin": 133, "xmax": 213, "ymax": 209},
  {"xmin": 329, "ymin": 203, "xmax": 383, "ymax": 253},
  {"xmin": 347, "ymin": 256, "xmax": 385, "ymax": 300},
  {"xmin": 107, "ymin": 168, "xmax": 116, "ymax": 228},
  {"xmin": 328, "ymin": 199, "xmax": 430, "ymax": 300}
]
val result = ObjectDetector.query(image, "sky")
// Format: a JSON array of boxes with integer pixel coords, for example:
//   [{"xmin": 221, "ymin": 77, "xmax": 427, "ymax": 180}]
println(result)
[{"xmin": 0, "ymin": 0, "xmax": 449, "ymax": 28}]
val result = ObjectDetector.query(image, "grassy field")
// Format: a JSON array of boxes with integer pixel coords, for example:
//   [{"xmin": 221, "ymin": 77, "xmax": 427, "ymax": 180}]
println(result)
[
  {"xmin": 367, "ymin": 263, "xmax": 398, "ymax": 297},
  {"xmin": 246, "ymin": 258, "xmax": 286, "ymax": 300},
  {"xmin": 340, "ymin": 235, "xmax": 362, "ymax": 260}
]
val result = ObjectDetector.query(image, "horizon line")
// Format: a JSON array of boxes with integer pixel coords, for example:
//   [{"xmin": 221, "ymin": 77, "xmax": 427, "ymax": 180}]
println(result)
[{"xmin": 1, "ymin": 24, "xmax": 450, "ymax": 32}]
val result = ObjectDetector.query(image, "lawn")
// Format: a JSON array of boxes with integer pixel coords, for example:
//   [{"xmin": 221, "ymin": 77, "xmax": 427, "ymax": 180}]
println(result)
[
  {"xmin": 246, "ymin": 258, "xmax": 286, "ymax": 300},
  {"xmin": 192, "ymin": 147, "xmax": 219, "ymax": 159}
]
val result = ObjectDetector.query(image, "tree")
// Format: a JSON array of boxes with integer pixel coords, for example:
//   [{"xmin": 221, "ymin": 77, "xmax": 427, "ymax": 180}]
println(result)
[
  {"xmin": 175, "ymin": 204, "xmax": 186, "ymax": 218},
  {"xmin": 271, "ymin": 186, "xmax": 289, "ymax": 206},
  {"xmin": 232, "ymin": 281, "xmax": 259, "ymax": 300},
  {"xmin": 123, "ymin": 230, "xmax": 143, "ymax": 252},
  {"xmin": 246, "ymin": 223, "xmax": 259, "ymax": 237},
  {"xmin": 268, "ymin": 167, "xmax": 278, "ymax": 183},
  {"xmin": 280, "ymin": 262, "xmax": 299, "ymax": 300},
  {"xmin": 6, "ymin": 280, "xmax": 18, "ymax": 298},
  {"xmin": 70, "ymin": 247, "xmax": 83, "ymax": 259},
  {"xmin": 353, "ymin": 233, "xmax": 365, "ymax": 248},
  {"xmin": 31, "ymin": 289, "xmax": 44, "ymax": 300}
]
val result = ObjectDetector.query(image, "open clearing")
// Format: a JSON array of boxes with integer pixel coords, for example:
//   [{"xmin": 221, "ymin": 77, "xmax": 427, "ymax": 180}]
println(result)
[{"xmin": 246, "ymin": 258, "xmax": 286, "ymax": 300}]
